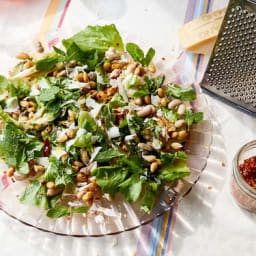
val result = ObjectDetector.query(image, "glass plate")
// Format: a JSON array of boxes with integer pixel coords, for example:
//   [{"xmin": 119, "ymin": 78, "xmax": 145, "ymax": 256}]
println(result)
[{"xmin": 0, "ymin": 93, "xmax": 212, "ymax": 237}]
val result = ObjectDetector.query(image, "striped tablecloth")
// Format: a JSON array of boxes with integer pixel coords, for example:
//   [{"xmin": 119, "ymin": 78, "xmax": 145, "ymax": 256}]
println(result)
[{"xmin": 0, "ymin": 1, "xmax": 229, "ymax": 256}]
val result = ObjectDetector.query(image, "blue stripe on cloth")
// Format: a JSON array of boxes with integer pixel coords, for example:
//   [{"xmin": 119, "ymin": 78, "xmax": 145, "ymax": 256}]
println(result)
[
  {"xmin": 147, "ymin": 214, "xmax": 165, "ymax": 256},
  {"xmin": 161, "ymin": 207, "xmax": 174, "ymax": 256}
]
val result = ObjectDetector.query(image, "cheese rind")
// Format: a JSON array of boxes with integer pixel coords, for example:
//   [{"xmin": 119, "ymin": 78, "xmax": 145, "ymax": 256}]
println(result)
[{"xmin": 178, "ymin": 8, "xmax": 226, "ymax": 55}]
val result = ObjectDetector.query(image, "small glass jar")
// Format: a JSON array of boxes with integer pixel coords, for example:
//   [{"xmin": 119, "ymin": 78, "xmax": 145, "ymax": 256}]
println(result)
[{"xmin": 231, "ymin": 140, "xmax": 256, "ymax": 212}]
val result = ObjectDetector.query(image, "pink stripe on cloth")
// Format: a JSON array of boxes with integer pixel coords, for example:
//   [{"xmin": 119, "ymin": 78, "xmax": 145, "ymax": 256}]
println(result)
[
  {"xmin": 48, "ymin": 37, "xmax": 59, "ymax": 48},
  {"xmin": 135, "ymin": 222, "xmax": 153, "ymax": 255},
  {"xmin": 58, "ymin": 0, "xmax": 71, "ymax": 28},
  {"xmin": 184, "ymin": 0, "xmax": 197, "ymax": 23},
  {"xmin": 1, "ymin": 175, "xmax": 10, "ymax": 190}
]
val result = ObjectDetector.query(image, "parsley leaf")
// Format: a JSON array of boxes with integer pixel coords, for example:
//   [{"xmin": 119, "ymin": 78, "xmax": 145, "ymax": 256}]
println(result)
[
  {"xmin": 47, "ymin": 205, "xmax": 70, "ymax": 219},
  {"xmin": 144, "ymin": 48, "xmax": 156, "ymax": 66},
  {"xmin": 19, "ymin": 180, "xmax": 49, "ymax": 209},
  {"xmin": 126, "ymin": 43, "xmax": 155, "ymax": 67},
  {"xmin": 71, "ymin": 206, "xmax": 89, "ymax": 213},
  {"xmin": 109, "ymin": 93, "xmax": 126, "ymax": 108},
  {"xmin": 185, "ymin": 109, "xmax": 204, "ymax": 127},
  {"xmin": 38, "ymin": 86, "xmax": 60, "ymax": 102},
  {"xmin": 165, "ymin": 84, "xmax": 196, "ymax": 101}
]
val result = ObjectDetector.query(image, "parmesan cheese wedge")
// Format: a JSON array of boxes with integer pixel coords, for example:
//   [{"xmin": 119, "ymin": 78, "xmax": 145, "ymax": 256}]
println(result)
[{"xmin": 178, "ymin": 8, "xmax": 226, "ymax": 55}]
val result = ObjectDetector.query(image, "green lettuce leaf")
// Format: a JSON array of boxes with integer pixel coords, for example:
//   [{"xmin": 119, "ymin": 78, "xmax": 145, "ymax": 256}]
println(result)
[
  {"xmin": 0, "ymin": 75, "xmax": 8, "ymax": 95},
  {"xmin": 141, "ymin": 181, "xmax": 159, "ymax": 213},
  {"xmin": 158, "ymin": 160, "xmax": 190, "ymax": 182},
  {"xmin": 78, "ymin": 111, "xmax": 97, "ymax": 131},
  {"xmin": 95, "ymin": 148, "xmax": 124, "ymax": 163},
  {"xmin": 62, "ymin": 24, "xmax": 124, "ymax": 54},
  {"xmin": 92, "ymin": 165, "xmax": 128, "ymax": 196},
  {"xmin": 109, "ymin": 93, "xmax": 126, "ymax": 108},
  {"xmin": 0, "ymin": 122, "xmax": 43, "ymax": 169},
  {"xmin": 119, "ymin": 174, "xmax": 144, "ymax": 203},
  {"xmin": 36, "ymin": 56, "xmax": 66, "ymax": 72}
]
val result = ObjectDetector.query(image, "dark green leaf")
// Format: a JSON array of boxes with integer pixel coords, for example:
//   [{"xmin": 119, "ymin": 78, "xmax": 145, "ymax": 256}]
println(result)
[
  {"xmin": 126, "ymin": 43, "xmax": 144, "ymax": 63},
  {"xmin": 49, "ymin": 194, "xmax": 62, "ymax": 208},
  {"xmin": 144, "ymin": 47, "xmax": 155, "ymax": 66},
  {"xmin": 129, "ymin": 116, "xmax": 143, "ymax": 133},
  {"xmin": 132, "ymin": 90, "xmax": 150, "ymax": 98},
  {"xmin": 95, "ymin": 148, "xmax": 123, "ymax": 163},
  {"xmin": 19, "ymin": 180, "xmax": 49, "ymax": 209},
  {"xmin": 71, "ymin": 206, "xmax": 89, "ymax": 213},
  {"xmin": 53, "ymin": 46, "xmax": 66, "ymax": 56},
  {"xmin": 47, "ymin": 205, "xmax": 70, "ymax": 219},
  {"xmin": 193, "ymin": 112, "xmax": 204, "ymax": 124}
]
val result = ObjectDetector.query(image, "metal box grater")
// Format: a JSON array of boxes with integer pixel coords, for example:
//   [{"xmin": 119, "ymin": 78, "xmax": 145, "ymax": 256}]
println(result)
[{"xmin": 200, "ymin": 0, "xmax": 256, "ymax": 115}]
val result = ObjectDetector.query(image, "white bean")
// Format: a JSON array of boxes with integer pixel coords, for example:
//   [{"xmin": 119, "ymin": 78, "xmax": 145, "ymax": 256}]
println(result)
[{"xmin": 168, "ymin": 99, "xmax": 182, "ymax": 109}]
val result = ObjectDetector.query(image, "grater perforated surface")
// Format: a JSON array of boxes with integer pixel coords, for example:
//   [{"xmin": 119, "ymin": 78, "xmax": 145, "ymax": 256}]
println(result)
[{"xmin": 201, "ymin": 0, "xmax": 256, "ymax": 114}]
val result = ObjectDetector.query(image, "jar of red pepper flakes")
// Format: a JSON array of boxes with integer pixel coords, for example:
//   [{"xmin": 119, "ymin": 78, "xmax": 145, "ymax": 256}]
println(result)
[{"xmin": 231, "ymin": 140, "xmax": 256, "ymax": 212}]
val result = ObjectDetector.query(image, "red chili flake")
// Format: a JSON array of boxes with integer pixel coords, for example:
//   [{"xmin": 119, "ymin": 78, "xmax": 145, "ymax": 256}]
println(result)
[
  {"xmin": 43, "ymin": 138, "xmax": 51, "ymax": 157},
  {"xmin": 101, "ymin": 119, "xmax": 105, "ymax": 125},
  {"xmin": 222, "ymin": 162, "xmax": 226, "ymax": 167},
  {"xmin": 95, "ymin": 197, "xmax": 101, "ymax": 200},
  {"xmin": 239, "ymin": 156, "xmax": 256, "ymax": 189},
  {"xmin": 41, "ymin": 180, "xmax": 46, "ymax": 185},
  {"xmin": 95, "ymin": 211, "xmax": 99, "ymax": 215},
  {"xmin": 3, "ymin": 171, "xmax": 7, "ymax": 174},
  {"xmin": 208, "ymin": 186, "xmax": 212, "ymax": 190},
  {"xmin": 67, "ymin": 217, "xmax": 71, "ymax": 221},
  {"xmin": 162, "ymin": 57, "xmax": 166, "ymax": 61},
  {"xmin": 73, "ymin": 195, "xmax": 77, "ymax": 200},
  {"xmin": 116, "ymin": 43, "xmax": 120, "ymax": 46}
]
